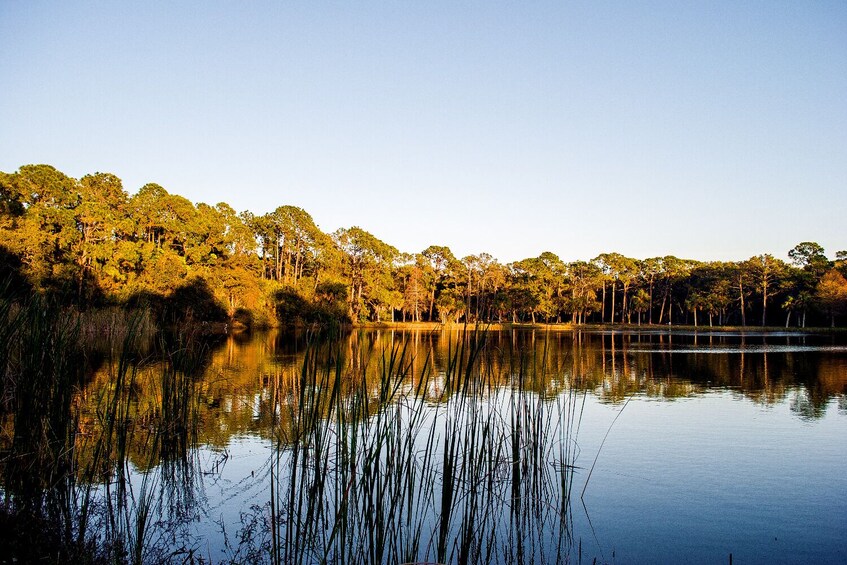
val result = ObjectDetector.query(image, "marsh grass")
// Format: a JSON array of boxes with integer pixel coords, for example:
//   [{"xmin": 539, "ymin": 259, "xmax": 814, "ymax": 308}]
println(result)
[
  {"xmin": 247, "ymin": 326, "xmax": 584, "ymax": 565},
  {"xmin": 0, "ymin": 289, "xmax": 586, "ymax": 565},
  {"xmin": 0, "ymin": 293, "xmax": 209, "ymax": 563}
]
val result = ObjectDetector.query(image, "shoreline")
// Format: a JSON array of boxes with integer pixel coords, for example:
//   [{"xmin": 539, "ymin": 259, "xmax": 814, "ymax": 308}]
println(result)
[{"xmin": 354, "ymin": 321, "xmax": 846, "ymax": 334}]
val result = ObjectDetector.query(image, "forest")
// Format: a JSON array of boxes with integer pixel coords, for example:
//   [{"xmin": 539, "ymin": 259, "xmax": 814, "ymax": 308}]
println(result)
[{"xmin": 2, "ymin": 163, "xmax": 846, "ymax": 329}]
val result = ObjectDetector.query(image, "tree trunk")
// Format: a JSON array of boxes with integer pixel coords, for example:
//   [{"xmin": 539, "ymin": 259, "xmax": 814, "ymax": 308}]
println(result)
[
  {"xmin": 428, "ymin": 288, "xmax": 436, "ymax": 322},
  {"xmin": 648, "ymin": 281, "xmax": 654, "ymax": 324},
  {"xmin": 762, "ymin": 282, "xmax": 768, "ymax": 326},
  {"xmin": 293, "ymin": 248, "xmax": 300, "ymax": 284},
  {"xmin": 610, "ymin": 283, "xmax": 616, "ymax": 324},
  {"xmin": 601, "ymin": 283, "xmax": 606, "ymax": 323}
]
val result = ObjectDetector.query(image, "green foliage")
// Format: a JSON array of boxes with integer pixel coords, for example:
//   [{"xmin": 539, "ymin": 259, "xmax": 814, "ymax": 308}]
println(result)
[
  {"xmin": 274, "ymin": 284, "xmax": 351, "ymax": 329},
  {"xmin": 334, "ymin": 227, "xmax": 399, "ymax": 322},
  {"xmin": 789, "ymin": 241, "xmax": 830, "ymax": 277},
  {"xmin": 815, "ymin": 269, "xmax": 847, "ymax": 326},
  {"xmin": 1, "ymin": 164, "xmax": 845, "ymax": 328}
]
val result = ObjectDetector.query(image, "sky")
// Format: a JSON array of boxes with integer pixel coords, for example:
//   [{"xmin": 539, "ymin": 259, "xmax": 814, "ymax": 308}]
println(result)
[{"xmin": 1, "ymin": 1, "xmax": 845, "ymax": 264}]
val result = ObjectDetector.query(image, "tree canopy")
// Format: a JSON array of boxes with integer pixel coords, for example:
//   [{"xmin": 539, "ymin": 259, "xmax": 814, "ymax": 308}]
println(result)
[{"xmin": 1, "ymin": 164, "xmax": 844, "ymax": 328}]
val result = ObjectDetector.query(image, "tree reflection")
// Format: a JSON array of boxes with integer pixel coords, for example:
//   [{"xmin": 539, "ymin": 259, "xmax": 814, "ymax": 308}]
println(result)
[{"xmin": 69, "ymin": 329, "xmax": 847, "ymax": 466}]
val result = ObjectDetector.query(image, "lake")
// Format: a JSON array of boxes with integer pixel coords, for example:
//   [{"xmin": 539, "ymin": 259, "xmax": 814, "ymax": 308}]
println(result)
[{"xmin": 47, "ymin": 329, "xmax": 847, "ymax": 563}]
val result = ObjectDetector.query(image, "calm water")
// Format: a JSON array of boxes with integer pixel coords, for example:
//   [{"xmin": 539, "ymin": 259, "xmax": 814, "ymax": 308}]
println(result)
[{"xmin": 83, "ymin": 329, "xmax": 847, "ymax": 563}]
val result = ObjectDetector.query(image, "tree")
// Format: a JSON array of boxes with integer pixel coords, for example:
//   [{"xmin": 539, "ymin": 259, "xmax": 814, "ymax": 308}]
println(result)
[
  {"xmin": 472, "ymin": 252, "xmax": 499, "ymax": 321},
  {"xmin": 421, "ymin": 245, "xmax": 458, "ymax": 321},
  {"xmin": 638, "ymin": 258, "xmax": 662, "ymax": 324},
  {"xmin": 5, "ymin": 161, "xmax": 847, "ymax": 329},
  {"xmin": 630, "ymin": 289, "xmax": 650, "ymax": 325},
  {"xmin": 508, "ymin": 253, "xmax": 564, "ymax": 323},
  {"xmin": 264, "ymin": 205, "xmax": 325, "ymax": 285},
  {"xmin": 788, "ymin": 242, "xmax": 830, "ymax": 278},
  {"xmin": 594, "ymin": 252, "xmax": 637, "ymax": 323},
  {"xmin": 593, "ymin": 253, "xmax": 617, "ymax": 323},
  {"xmin": 655, "ymin": 256, "xmax": 691, "ymax": 325},
  {"xmin": 567, "ymin": 261, "xmax": 602, "ymax": 324},
  {"xmin": 815, "ymin": 270, "xmax": 847, "ymax": 327},
  {"xmin": 435, "ymin": 287, "xmax": 465, "ymax": 324},
  {"xmin": 746, "ymin": 254, "xmax": 788, "ymax": 326},
  {"xmin": 689, "ymin": 262, "xmax": 735, "ymax": 326},
  {"xmin": 782, "ymin": 291, "xmax": 813, "ymax": 328},
  {"xmin": 131, "ymin": 183, "xmax": 170, "ymax": 247},
  {"xmin": 75, "ymin": 172, "xmax": 129, "ymax": 300},
  {"xmin": 396, "ymin": 254, "xmax": 428, "ymax": 322},
  {"xmin": 784, "ymin": 242, "xmax": 830, "ymax": 327},
  {"xmin": 726, "ymin": 261, "xmax": 751, "ymax": 327},
  {"xmin": 2, "ymin": 165, "xmax": 81, "ymax": 296},
  {"xmin": 705, "ymin": 276, "xmax": 733, "ymax": 326},
  {"xmin": 460, "ymin": 252, "xmax": 499, "ymax": 322},
  {"xmin": 334, "ymin": 227, "xmax": 398, "ymax": 321},
  {"xmin": 835, "ymin": 251, "xmax": 847, "ymax": 278}
]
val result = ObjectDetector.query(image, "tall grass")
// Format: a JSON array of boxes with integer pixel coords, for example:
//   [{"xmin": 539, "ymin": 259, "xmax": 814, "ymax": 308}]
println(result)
[
  {"xmin": 0, "ymin": 292, "xmax": 207, "ymax": 564},
  {"xmin": 260, "ymin": 327, "xmax": 583, "ymax": 565},
  {"xmin": 1, "ymin": 289, "xmax": 586, "ymax": 564}
]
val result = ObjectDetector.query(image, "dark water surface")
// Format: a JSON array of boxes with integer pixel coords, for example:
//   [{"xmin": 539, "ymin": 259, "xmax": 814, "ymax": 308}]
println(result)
[{"xmin": 81, "ymin": 329, "xmax": 847, "ymax": 563}]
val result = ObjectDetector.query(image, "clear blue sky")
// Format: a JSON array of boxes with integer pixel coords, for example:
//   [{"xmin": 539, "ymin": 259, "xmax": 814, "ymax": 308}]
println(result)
[{"xmin": 2, "ymin": 1, "xmax": 845, "ymax": 263}]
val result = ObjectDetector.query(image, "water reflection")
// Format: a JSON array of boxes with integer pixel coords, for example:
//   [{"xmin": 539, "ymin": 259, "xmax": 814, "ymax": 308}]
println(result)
[
  {"xmin": 68, "ymin": 329, "xmax": 846, "ymax": 485},
  {"xmin": 181, "ymin": 328, "xmax": 844, "ymax": 564},
  {"xmin": 18, "ymin": 328, "xmax": 842, "ymax": 563},
  {"xmin": 126, "ymin": 329, "xmax": 847, "ymax": 452}
]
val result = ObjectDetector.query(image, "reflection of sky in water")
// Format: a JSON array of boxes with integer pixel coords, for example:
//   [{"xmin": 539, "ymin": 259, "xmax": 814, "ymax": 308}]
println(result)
[
  {"xmin": 583, "ymin": 330, "xmax": 819, "ymax": 338},
  {"xmin": 626, "ymin": 344, "xmax": 847, "ymax": 354},
  {"xmin": 92, "ymin": 330, "xmax": 846, "ymax": 564},
  {"xmin": 180, "ymin": 389, "xmax": 847, "ymax": 563},
  {"xmin": 572, "ymin": 391, "xmax": 847, "ymax": 564}
]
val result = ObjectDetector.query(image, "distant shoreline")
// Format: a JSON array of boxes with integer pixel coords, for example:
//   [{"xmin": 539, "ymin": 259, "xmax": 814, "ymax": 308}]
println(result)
[{"xmin": 356, "ymin": 321, "xmax": 846, "ymax": 334}]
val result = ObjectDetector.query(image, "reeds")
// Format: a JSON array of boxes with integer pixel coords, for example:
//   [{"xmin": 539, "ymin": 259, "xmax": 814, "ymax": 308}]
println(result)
[
  {"xmin": 0, "ymin": 288, "xmax": 586, "ymax": 564},
  {"xmin": 0, "ymin": 292, "xmax": 207, "ymax": 563},
  {"xmin": 261, "ymin": 327, "xmax": 583, "ymax": 565}
]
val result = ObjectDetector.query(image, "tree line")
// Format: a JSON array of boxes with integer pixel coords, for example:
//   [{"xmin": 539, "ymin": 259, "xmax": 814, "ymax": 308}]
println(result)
[{"xmin": 2, "ymin": 164, "xmax": 846, "ymax": 328}]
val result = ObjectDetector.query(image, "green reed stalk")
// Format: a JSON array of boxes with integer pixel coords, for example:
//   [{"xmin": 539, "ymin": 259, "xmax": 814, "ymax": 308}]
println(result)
[{"xmin": 263, "ymin": 326, "xmax": 582, "ymax": 565}]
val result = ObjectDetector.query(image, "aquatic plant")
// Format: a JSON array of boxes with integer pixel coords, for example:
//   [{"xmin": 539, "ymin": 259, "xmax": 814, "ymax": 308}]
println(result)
[
  {"xmin": 0, "ymin": 294, "xmax": 209, "ymax": 563},
  {"xmin": 253, "ymin": 327, "xmax": 583, "ymax": 565},
  {"xmin": 0, "ymin": 287, "xmax": 586, "ymax": 565}
]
